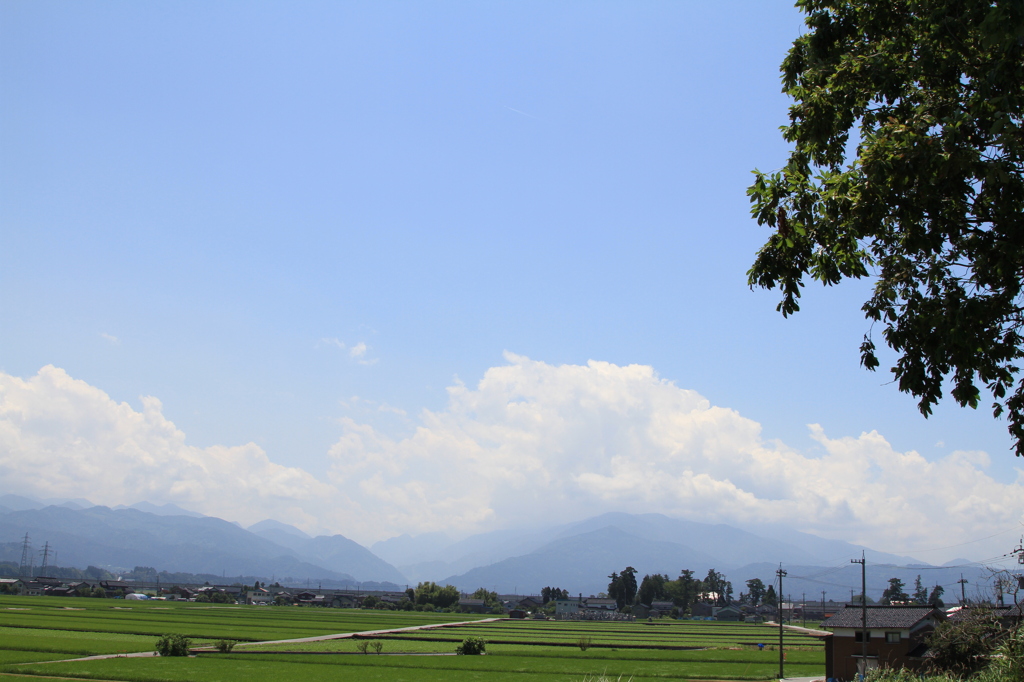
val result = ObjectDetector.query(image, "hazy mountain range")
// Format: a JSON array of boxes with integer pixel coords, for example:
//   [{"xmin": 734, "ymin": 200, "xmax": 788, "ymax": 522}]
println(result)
[{"xmin": 0, "ymin": 495, "xmax": 992, "ymax": 600}]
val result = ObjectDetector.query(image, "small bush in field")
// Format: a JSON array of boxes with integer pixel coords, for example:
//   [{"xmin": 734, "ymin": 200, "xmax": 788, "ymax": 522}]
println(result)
[
  {"xmin": 577, "ymin": 636, "xmax": 592, "ymax": 651},
  {"xmin": 370, "ymin": 641, "xmax": 383, "ymax": 654},
  {"xmin": 355, "ymin": 640, "xmax": 370, "ymax": 654},
  {"xmin": 155, "ymin": 634, "xmax": 191, "ymax": 656},
  {"xmin": 456, "ymin": 636, "xmax": 486, "ymax": 655},
  {"xmin": 215, "ymin": 640, "xmax": 235, "ymax": 653}
]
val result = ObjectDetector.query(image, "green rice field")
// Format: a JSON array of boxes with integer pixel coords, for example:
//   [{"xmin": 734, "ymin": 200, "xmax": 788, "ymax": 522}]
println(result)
[{"xmin": 0, "ymin": 595, "xmax": 825, "ymax": 681}]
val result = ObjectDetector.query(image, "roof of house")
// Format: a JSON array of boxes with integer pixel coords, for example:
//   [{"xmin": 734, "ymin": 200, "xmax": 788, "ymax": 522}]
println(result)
[
  {"xmin": 585, "ymin": 598, "xmax": 616, "ymax": 604},
  {"xmin": 822, "ymin": 605, "xmax": 943, "ymax": 630},
  {"xmin": 459, "ymin": 598, "xmax": 486, "ymax": 606}
]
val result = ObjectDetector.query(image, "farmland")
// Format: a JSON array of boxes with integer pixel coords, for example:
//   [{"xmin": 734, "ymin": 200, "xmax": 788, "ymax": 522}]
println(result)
[{"xmin": 0, "ymin": 596, "xmax": 825, "ymax": 681}]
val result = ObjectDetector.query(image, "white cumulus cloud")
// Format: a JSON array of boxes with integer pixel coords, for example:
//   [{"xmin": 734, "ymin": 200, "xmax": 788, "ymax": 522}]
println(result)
[
  {"xmin": 0, "ymin": 366, "xmax": 344, "ymax": 532},
  {"xmin": 325, "ymin": 353, "xmax": 1024, "ymax": 558},
  {"xmin": 1, "ymin": 357, "xmax": 1021, "ymax": 560}
]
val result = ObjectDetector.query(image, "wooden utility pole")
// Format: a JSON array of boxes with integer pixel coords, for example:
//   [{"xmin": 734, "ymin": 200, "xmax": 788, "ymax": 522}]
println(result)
[
  {"xmin": 777, "ymin": 565, "xmax": 787, "ymax": 680},
  {"xmin": 958, "ymin": 575, "xmax": 969, "ymax": 605},
  {"xmin": 851, "ymin": 552, "xmax": 867, "ymax": 677}
]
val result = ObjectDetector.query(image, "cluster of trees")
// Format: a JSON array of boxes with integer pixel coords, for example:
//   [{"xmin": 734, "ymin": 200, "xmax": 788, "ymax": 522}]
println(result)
[
  {"xmin": 606, "ymin": 567, "xmax": 753, "ymax": 613},
  {"xmin": 0, "ymin": 562, "xmax": 117, "ymax": 581},
  {"xmin": 540, "ymin": 586, "xmax": 569, "ymax": 604},
  {"xmin": 881, "ymin": 575, "xmax": 945, "ymax": 607},
  {"xmin": 361, "ymin": 583, "xmax": 501, "ymax": 614},
  {"xmin": 411, "ymin": 581, "xmax": 460, "ymax": 610},
  {"xmin": 740, "ymin": 578, "xmax": 777, "ymax": 607},
  {"xmin": 607, "ymin": 567, "xmax": 639, "ymax": 610}
]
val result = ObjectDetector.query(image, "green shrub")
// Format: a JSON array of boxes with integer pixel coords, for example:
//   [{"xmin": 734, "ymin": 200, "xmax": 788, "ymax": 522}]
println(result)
[
  {"xmin": 155, "ymin": 634, "xmax": 191, "ymax": 657},
  {"xmin": 214, "ymin": 640, "xmax": 235, "ymax": 653},
  {"xmin": 977, "ymin": 625, "xmax": 1023, "ymax": 682},
  {"xmin": 577, "ymin": 636, "xmax": 592, "ymax": 651},
  {"xmin": 370, "ymin": 641, "xmax": 383, "ymax": 654},
  {"xmin": 926, "ymin": 607, "xmax": 1003, "ymax": 676},
  {"xmin": 456, "ymin": 637, "xmax": 486, "ymax": 655}
]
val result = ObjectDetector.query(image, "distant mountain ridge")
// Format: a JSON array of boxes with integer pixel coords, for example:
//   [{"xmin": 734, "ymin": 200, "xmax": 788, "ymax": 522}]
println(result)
[
  {"xmin": 0, "ymin": 502, "xmax": 404, "ymax": 587},
  {"xmin": 0, "ymin": 496, "xmax": 991, "ymax": 601}
]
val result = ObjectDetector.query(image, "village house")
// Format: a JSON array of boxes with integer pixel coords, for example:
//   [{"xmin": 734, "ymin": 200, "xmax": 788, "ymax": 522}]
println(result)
[
  {"xmin": 711, "ymin": 605, "xmax": 742, "ymax": 621},
  {"xmin": 554, "ymin": 596, "xmax": 583, "ymax": 616},
  {"xmin": 458, "ymin": 597, "xmax": 488, "ymax": 614},
  {"xmin": 820, "ymin": 604, "xmax": 945, "ymax": 680},
  {"xmin": 584, "ymin": 598, "xmax": 618, "ymax": 611},
  {"xmin": 330, "ymin": 594, "xmax": 359, "ymax": 608},
  {"xmin": 246, "ymin": 588, "xmax": 272, "ymax": 605},
  {"xmin": 650, "ymin": 600, "xmax": 675, "ymax": 617},
  {"xmin": 517, "ymin": 596, "xmax": 544, "ymax": 611}
]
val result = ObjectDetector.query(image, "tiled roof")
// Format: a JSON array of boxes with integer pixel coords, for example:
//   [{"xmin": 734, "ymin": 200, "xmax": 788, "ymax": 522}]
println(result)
[
  {"xmin": 822, "ymin": 605, "xmax": 942, "ymax": 630},
  {"xmin": 947, "ymin": 604, "xmax": 1024, "ymax": 622}
]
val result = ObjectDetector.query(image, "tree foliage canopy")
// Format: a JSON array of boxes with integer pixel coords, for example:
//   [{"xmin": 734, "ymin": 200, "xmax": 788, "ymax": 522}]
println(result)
[
  {"xmin": 413, "ymin": 581, "xmax": 460, "ymax": 609},
  {"xmin": 607, "ymin": 567, "xmax": 638, "ymax": 610},
  {"xmin": 745, "ymin": 578, "xmax": 767, "ymax": 606},
  {"xmin": 748, "ymin": 0, "xmax": 1024, "ymax": 455},
  {"xmin": 881, "ymin": 577, "xmax": 910, "ymax": 604}
]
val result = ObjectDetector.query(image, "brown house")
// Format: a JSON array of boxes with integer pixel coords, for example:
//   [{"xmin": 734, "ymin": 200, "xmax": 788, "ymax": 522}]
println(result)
[{"xmin": 820, "ymin": 605, "xmax": 945, "ymax": 680}]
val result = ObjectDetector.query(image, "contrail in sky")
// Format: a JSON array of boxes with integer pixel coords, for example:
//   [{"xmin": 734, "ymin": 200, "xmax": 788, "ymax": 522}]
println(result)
[{"xmin": 504, "ymin": 105, "xmax": 542, "ymax": 120}]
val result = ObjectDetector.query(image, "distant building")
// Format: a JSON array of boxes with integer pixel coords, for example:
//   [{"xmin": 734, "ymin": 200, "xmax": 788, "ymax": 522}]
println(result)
[
  {"xmin": 458, "ymin": 598, "xmax": 488, "ymax": 614},
  {"xmin": 584, "ymin": 598, "xmax": 618, "ymax": 611},
  {"xmin": 246, "ymin": 588, "xmax": 272, "ymax": 605},
  {"xmin": 555, "ymin": 597, "xmax": 582, "ymax": 616},
  {"xmin": 712, "ymin": 606, "xmax": 742, "ymax": 621},
  {"xmin": 650, "ymin": 601, "xmax": 675, "ymax": 617}
]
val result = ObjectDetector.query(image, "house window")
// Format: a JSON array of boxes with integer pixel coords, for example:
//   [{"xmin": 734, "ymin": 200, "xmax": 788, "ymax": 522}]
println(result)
[
  {"xmin": 885, "ymin": 632, "xmax": 900, "ymax": 644},
  {"xmin": 854, "ymin": 631, "xmax": 872, "ymax": 642}
]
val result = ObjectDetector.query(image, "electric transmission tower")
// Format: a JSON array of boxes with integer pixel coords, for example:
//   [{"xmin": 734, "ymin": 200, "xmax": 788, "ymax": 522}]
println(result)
[
  {"xmin": 18, "ymin": 533, "xmax": 32, "ymax": 577},
  {"xmin": 39, "ymin": 541, "xmax": 52, "ymax": 576}
]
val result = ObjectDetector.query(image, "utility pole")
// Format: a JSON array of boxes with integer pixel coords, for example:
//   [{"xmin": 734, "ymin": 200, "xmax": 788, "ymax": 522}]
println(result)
[
  {"xmin": 777, "ymin": 565, "xmax": 787, "ymax": 680},
  {"xmin": 851, "ymin": 552, "xmax": 867, "ymax": 679},
  {"xmin": 18, "ymin": 533, "xmax": 31, "ymax": 577},
  {"xmin": 958, "ymin": 575, "xmax": 969, "ymax": 605},
  {"xmin": 802, "ymin": 592, "xmax": 806, "ymax": 627},
  {"xmin": 822, "ymin": 591, "xmax": 826, "ymax": 623}
]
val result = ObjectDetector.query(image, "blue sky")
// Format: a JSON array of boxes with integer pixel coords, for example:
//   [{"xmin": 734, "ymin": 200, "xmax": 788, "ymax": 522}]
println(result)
[{"xmin": 2, "ymin": 1, "xmax": 1021, "ymax": 566}]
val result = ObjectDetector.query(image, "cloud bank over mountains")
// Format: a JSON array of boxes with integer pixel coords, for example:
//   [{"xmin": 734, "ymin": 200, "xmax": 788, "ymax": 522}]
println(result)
[{"xmin": 2, "ymin": 354, "xmax": 1021, "ymax": 562}]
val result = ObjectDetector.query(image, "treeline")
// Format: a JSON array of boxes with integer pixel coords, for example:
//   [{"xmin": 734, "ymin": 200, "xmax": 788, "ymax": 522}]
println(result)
[
  {"xmin": 0, "ymin": 562, "xmax": 261, "ymax": 586},
  {"xmin": 0, "ymin": 562, "xmax": 398, "ymax": 591},
  {"xmin": 604, "ymin": 567, "xmax": 782, "ymax": 613},
  {"xmin": 0, "ymin": 561, "xmax": 117, "ymax": 581},
  {"xmin": 359, "ymin": 582, "xmax": 503, "ymax": 614},
  {"xmin": 879, "ymin": 576, "xmax": 945, "ymax": 607}
]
